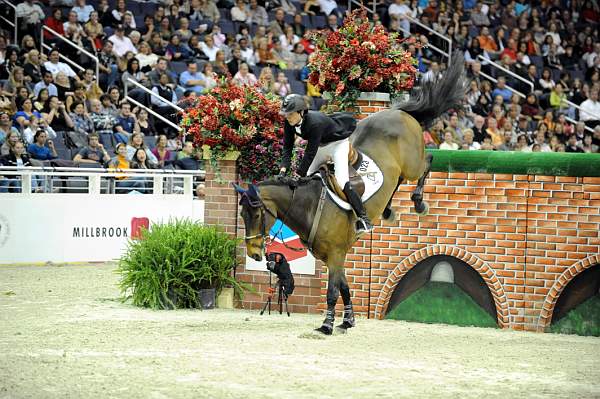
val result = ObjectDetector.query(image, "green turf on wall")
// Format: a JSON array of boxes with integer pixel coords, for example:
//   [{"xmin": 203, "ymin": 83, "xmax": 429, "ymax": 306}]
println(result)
[
  {"xmin": 427, "ymin": 150, "xmax": 600, "ymax": 177},
  {"xmin": 549, "ymin": 296, "xmax": 600, "ymax": 337},
  {"xmin": 385, "ymin": 282, "xmax": 498, "ymax": 328}
]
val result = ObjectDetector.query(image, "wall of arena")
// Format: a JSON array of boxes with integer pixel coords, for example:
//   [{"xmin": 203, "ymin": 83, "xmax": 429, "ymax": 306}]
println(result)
[{"xmin": 204, "ymin": 98, "xmax": 600, "ymax": 332}]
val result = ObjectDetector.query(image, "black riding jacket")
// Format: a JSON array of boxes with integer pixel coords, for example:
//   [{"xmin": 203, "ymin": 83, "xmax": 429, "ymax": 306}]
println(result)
[{"xmin": 280, "ymin": 111, "xmax": 356, "ymax": 177}]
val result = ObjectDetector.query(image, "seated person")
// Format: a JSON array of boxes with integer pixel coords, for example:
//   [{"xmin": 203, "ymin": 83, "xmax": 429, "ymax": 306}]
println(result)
[
  {"xmin": 126, "ymin": 132, "xmax": 158, "ymax": 165},
  {"xmin": 73, "ymin": 133, "xmax": 111, "ymax": 165},
  {"xmin": 27, "ymin": 130, "xmax": 58, "ymax": 161},
  {"xmin": 174, "ymin": 141, "xmax": 202, "ymax": 169},
  {"xmin": 108, "ymin": 142, "xmax": 146, "ymax": 194},
  {"xmin": 0, "ymin": 140, "xmax": 32, "ymax": 193}
]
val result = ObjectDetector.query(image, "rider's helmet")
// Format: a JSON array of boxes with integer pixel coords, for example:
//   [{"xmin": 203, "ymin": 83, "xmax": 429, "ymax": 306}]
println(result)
[{"xmin": 280, "ymin": 94, "xmax": 307, "ymax": 115}]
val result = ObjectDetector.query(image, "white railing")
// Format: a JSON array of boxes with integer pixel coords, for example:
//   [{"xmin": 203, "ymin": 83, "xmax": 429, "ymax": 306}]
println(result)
[
  {"xmin": 0, "ymin": 0, "xmax": 17, "ymax": 43},
  {"xmin": 565, "ymin": 99, "xmax": 600, "ymax": 123},
  {"xmin": 124, "ymin": 77, "xmax": 183, "ymax": 132},
  {"xmin": 347, "ymin": 0, "xmax": 377, "ymax": 15},
  {"xmin": 477, "ymin": 55, "xmax": 534, "ymax": 94},
  {"xmin": 565, "ymin": 115, "xmax": 595, "ymax": 133},
  {"xmin": 406, "ymin": 14, "xmax": 452, "ymax": 63},
  {"xmin": 479, "ymin": 70, "xmax": 526, "ymax": 98},
  {"xmin": 0, "ymin": 166, "xmax": 204, "ymax": 196},
  {"xmin": 125, "ymin": 78, "xmax": 183, "ymax": 112},
  {"xmin": 40, "ymin": 26, "xmax": 100, "ymax": 80}
]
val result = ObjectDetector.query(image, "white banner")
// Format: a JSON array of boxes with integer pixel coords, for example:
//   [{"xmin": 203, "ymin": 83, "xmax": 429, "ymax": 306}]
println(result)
[{"xmin": 0, "ymin": 195, "xmax": 204, "ymax": 264}]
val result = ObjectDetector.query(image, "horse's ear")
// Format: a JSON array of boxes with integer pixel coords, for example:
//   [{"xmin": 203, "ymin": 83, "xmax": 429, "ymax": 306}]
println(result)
[
  {"xmin": 232, "ymin": 183, "xmax": 246, "ymax": 195},
  {"xmin": 247, "ymin": 184, "xmax": 260, "ymax": 199}
]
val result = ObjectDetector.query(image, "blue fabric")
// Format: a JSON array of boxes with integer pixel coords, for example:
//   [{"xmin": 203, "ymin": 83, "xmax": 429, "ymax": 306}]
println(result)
[
  {"xmin": 117, "ymin": 115, "xmax": 136, "ymax": 134},
  {"xmin": 14, "ymin": 111, "xmax": 42, "ymax": 124},
  {"xmin": 27, "ymin": 143, "xmax": 56, "ymax": 160},
  {"xmin": 179, "ymin": 71, "xmax": 205, "ymax": 94},
  {"xmin": 492, "ymin": 87, "xmax": 513, "ymax": 103}
]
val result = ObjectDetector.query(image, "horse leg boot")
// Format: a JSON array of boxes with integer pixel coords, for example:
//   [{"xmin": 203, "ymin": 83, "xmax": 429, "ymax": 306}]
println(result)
[
  {"xmin": 337, "ymin": 275, "xmax": 355, "ymax": 330},
  {"xmin": 343, "ymin": 182, "xmax": 373, "ymax": 234},
  {"xmin": 315, "ymin": 282, "xmax": 339, "ymax": 335},
  {"xmin": 411, "ymin": 153, "xmax": 433, "ymax": 215}
]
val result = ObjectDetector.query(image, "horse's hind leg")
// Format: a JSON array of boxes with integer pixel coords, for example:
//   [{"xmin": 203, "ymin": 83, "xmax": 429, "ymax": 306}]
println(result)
[
  {"xmin": 383, "ymin": 177, "xmax": 403, "ymax": 222},
  {"xmin": 411, "ymin": 152, "xmax": 433, "ymax": 215}
]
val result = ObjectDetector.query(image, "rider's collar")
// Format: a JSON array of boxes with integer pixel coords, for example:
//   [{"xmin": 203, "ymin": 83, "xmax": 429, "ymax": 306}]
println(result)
[{"xmin": 293, "ymin": 116, "xmax": 303, "ymax": 133}]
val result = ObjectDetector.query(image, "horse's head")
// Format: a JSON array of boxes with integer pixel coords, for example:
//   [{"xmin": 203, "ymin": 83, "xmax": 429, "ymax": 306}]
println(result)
[{"xmin": 233, "ymin": 183, "xmax": 275, "ymax": 261}]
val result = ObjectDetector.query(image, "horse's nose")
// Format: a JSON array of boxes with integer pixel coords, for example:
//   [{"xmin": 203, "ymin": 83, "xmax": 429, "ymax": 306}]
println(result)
[{"xmin": 251, "ymin": 254, "xmax": 262, "ymax": 261}]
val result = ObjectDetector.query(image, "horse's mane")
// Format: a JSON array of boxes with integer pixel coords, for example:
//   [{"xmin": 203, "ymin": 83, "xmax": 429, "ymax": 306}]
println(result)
[{"xmin": 258, "ymin": 175, "xmax": 321, "ymax": 189}]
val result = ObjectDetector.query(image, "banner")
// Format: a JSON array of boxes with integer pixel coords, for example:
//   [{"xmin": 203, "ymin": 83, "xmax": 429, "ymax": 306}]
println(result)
[
  {"xmin": 0, "ymin": 196, "xmax": 204, "ymax": 264},
  {"xmin": 245, "ymin": 220, "xmax": 316, "ymax": 275}
]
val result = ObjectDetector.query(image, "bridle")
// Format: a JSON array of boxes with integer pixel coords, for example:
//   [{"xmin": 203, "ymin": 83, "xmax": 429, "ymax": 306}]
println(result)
[{"xmin": 240, "ymin": 187, "xmax": 304, "ymax": 252}]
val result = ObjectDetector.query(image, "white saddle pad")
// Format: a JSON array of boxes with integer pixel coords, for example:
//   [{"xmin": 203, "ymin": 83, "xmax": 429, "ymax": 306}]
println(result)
[{"xmin": 317, "ymin": 152, "xmax": 384, "ymax": 211}]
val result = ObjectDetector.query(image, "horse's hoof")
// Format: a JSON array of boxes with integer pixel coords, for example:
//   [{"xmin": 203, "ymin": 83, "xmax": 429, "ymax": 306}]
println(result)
[
  {"xmin": 315, "ymin": 325, "xmax": 333, "ymax": 335},
  {"xmin": 336, "ymin": 321, "xmax": 355, "ymax": 329},
  {"xmin": 416, "ymin": 202, "xmax": 429, "ymax": 216}
]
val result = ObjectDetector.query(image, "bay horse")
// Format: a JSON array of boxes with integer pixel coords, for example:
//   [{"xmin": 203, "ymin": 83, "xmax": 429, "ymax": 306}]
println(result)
[{"xmin": 235, "ymin": 54, "xmax": 467, "ymax": 334}]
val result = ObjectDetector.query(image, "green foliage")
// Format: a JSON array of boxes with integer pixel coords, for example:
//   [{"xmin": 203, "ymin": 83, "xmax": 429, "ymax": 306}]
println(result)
[
  {"xmin": 549, "ymin": 296, "xmax": 600, "ymax": 337},
  {"xmin": 386, "ymin": 282, "xmax": 498, "ymax": 328},
  {"xmin": 117, "ymin": 219, "xmax": 250, "ymax": 309},
  {"xmin": 428, "ymin": 149, "xmax": 600, "ymax": 177}
]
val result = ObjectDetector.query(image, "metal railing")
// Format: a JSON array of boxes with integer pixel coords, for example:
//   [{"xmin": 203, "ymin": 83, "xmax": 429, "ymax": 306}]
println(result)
[
  {"xmin": 0, "ymin": 0, "xmax": 17, "ymax": 43},
  {"xmin": 565, "ymin": 99, "xmax": 600, "ymax": 124},
  {"xmin": 40, "ymin": 26, "xmax": 100, "ymax": 80},
  {"xmin": 124, "ymin": 77, "xmax": 183, "ymax": 132},
  {"xmin": 477, "ymin": 55, "xmax": 534, "ymax": 94},
  {"xmin": 406, "ymin": 14, "xmax": 453, "ymax": 63},
  {"xmin": 347, "ymin": 0, "xmax": 377, "ymax": 15},
  {"xmin": 0, "ymin": 166, "xmax": 204, "ymax": 196},
  {"xmin": 479, "ymin": 71, "xmax": 526, "ymax": 98}
]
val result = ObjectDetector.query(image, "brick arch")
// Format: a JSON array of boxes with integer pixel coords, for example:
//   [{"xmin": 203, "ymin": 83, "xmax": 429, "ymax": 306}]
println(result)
[
  {"xmin": 373, "ymin": 245, "xmax": 510, "ymax": 327},
  {"xmin": 537, "ymin": 254, "xmax": 600, "ymax": 331}
]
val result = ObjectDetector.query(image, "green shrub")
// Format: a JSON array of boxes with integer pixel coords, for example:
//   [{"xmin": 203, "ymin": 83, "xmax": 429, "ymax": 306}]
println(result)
[{"xmin": 117, "ymin": 219, "xmax": 250, "ymax": 309}]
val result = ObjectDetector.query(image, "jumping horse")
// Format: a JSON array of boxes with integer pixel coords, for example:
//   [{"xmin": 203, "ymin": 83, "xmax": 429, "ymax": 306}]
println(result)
[{"xmin": 235, "ymin": 54, "xmax": 467, "ymax": 334}]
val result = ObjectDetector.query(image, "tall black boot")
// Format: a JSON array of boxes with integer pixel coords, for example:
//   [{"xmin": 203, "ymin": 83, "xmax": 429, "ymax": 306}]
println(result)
[{"xmin": 343, "ymin": 182, "xmax": 373, "ymax": 234}]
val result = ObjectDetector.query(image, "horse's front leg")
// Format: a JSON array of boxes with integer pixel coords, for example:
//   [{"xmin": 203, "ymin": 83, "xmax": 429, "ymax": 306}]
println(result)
[
  {"xmin": 315, "ymin": 269, "xmax": 339, "ymax": 335},
  {"xmin": 337, "ymin": 272, "xmax": 355, "ymax": 329}
]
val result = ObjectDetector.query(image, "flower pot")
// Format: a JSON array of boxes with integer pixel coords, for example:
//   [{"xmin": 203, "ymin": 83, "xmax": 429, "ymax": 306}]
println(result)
[
  {"xmin": 357, "ymin": 92, "xmax": 391, "ymax": 102},
  {"xmin": 162, "ymin": 286, "xmax": 179, "ymax": 310},
  {"xmin": 201, "ymin": 145, "xmax": 241, "ymax": 161},
  {"xmin": 198, "ymin": 288, "xmax": 216, "ymax": 309},
  {"xmin": 217, "ymin": 287, "xmax": 234, "ymax": 309}
]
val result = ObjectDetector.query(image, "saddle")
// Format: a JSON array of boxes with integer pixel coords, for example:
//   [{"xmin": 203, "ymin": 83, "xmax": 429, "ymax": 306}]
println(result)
[{"xmin": 317, "ymin": 143, "xmax": 365, "ymax": 202}]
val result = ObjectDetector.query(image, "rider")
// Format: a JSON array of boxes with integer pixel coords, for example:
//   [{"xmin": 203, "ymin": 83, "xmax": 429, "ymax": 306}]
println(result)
[{"xmin": 278, "ymin": 94, "xmax": 373, "ymax": 234}]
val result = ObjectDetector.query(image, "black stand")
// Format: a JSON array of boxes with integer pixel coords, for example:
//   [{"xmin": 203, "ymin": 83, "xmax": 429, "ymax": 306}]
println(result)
[{"xmin": 260, "ymin": 272, "xmax": 290, "ymax": 317}]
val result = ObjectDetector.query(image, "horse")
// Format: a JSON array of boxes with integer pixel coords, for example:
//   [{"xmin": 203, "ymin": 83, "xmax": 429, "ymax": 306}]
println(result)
[{"xmin": 234, "ymin": 54, "xmax": 467, "ymax": 335}]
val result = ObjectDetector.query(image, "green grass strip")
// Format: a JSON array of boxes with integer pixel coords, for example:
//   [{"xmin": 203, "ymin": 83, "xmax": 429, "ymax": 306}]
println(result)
[
  {"xmin": 548, "ymin": 296, "xmax": 600, "ymax": 337},
  {"xmin": 385, "ymin": 281, "xmax": 498, "ymax": 328},
  {"xmin": 427, "ymin": 150, "xmax": 600, "ymax": 177}
]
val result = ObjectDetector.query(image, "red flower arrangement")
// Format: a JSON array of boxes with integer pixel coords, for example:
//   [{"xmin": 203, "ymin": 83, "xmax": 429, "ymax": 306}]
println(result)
[
  {"xmin": 308, "ymin": 9, "xmax": 419, "ymax": 109},
  {"xmin": 181, "ymin": 81, "xmax": 285, "ymax": 182}
]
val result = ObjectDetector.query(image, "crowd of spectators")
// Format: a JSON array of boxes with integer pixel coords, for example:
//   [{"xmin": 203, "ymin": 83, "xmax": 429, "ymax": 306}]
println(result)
[{"xmin": 0, "ymin": 0, "xmax": 599, "ymax": 192}]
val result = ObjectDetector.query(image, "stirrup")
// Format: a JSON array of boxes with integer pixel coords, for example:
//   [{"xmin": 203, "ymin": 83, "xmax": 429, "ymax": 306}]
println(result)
[{"xmin": 356, "ymin": 218, "xmax": 373, "ymax": 234}]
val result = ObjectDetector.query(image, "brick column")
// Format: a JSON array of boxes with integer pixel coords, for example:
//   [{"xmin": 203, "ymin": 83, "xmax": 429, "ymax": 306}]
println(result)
[{"xmin": 202, "ymin": 149, "xmax": 240, "ymax": 237}]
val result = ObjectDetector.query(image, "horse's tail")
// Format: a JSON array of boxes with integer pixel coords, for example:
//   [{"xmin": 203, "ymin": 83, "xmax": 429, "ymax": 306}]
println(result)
[{"xmin": 394, "ymin": 52, "xmax": 467, "ymax": 127}]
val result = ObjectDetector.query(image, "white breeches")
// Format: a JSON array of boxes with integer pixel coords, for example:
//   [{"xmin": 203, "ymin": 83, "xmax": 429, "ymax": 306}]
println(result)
[{"xmin": 307, "ymin": 138, "xmax": 350, "ymax": 187}]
